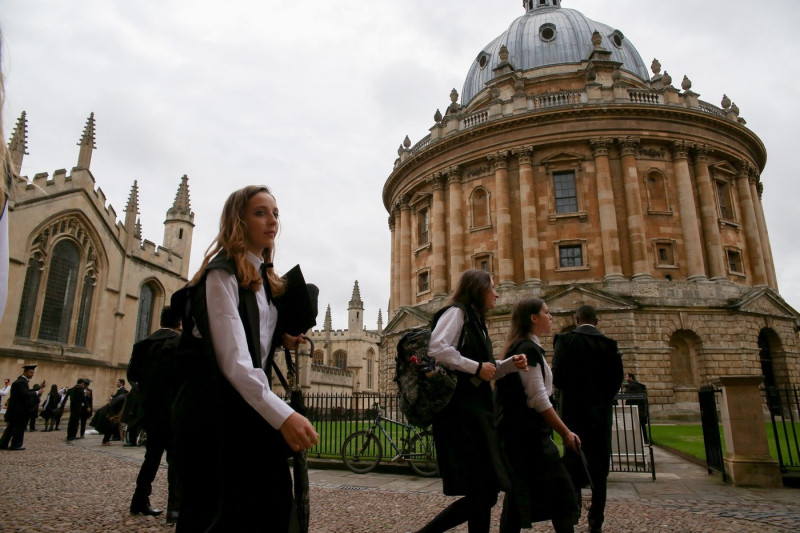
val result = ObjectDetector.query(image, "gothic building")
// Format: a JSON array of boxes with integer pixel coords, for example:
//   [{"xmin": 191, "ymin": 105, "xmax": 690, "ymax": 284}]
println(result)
[
  {"xmin": 381, "ymin": 0, "xmax": 799, "ymax": 416},
  {"xmin": 0, "ymin": 112, "xmax": 194, "ymax": 394},
  {"xmin": 294, "ymin": 281, "xmax": 383, "ymax": 395}
]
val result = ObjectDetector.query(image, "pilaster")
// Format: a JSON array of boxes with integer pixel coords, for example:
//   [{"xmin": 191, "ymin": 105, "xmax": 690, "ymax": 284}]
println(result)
[
  {"xmin": 735, "ymin": 160, "xmax": 767, "ymax": 286},
  {"xmin": 672, "ymin": 140, "xmax": 707, "ymax": 281},
  {"xmin": 488, "ymin": 151, "xmax": 515, "ymax": 288},
  {"xmin": 431, "ymin": 173, "xmax": 448, "ymax": 296},
  {"xmin": 617, "ymin": 137, "xmax": 651, "ymax": 280},
  {"xmin": 590, "ymin": 137, "xmax": 624, "ymax": 282},
  {"xmin": 692, "ymin": 146, "xmax": 725, "ymax": 280},
  {"xmin": 514, "ymin": 146, "xmax": 541, "ymax": 286},
  {"xmin": 446, "ymin": 166, "xmax": 465, "ymax": 289}
]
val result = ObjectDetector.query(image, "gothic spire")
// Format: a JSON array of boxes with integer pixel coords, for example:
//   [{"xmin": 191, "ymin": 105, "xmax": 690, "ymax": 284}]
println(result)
[
  {"xmin": 377, "ymin": 308, "xmax": 383, "ymax": 334},
  {"xmin": 77, "ymin": 112, "xmax": 96, "ymax": 169},
  {"xmin": 168, "ymin": 174, "xmax": 192, "ymax": 217},
  {"xmin": 324, "ymin": 304, "xmax": 332, "ymax": 331},
  {"xmin": 125, "ymin": 180, "xmax": 140, "ymax": 232},
  {"xmin": 349, "ymin": 280, "xmax": 363, "ymax": 310},
  {"xmin": 8, "ymin": 111, "xmax": 28, "ymax": 176}
]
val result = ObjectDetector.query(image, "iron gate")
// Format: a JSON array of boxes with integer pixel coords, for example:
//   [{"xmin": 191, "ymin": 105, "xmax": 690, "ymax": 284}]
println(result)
[{"xmin": 698, "ymin": 384, "xmax": 726, "ymax": 481}]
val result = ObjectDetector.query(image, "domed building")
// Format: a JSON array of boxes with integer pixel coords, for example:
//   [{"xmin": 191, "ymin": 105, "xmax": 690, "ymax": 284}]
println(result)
[{"xmin": 381, "ymin": 0, "xmax": 799, "ymax": 416}]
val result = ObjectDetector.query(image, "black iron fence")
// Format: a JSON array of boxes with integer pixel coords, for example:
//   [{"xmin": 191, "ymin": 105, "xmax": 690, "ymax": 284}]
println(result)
[
  {"xmin": 289, "ymin": 391, "xmax": 655, "ymax": 478},
  {"xmin": 611, "ymin": 391, "xmax": 655, "ymax": 479},
  {"xmin": 765, "ymin": 385, "xmax": 800, "ymax": 473},
  {"xmin": 698, "ymin": 384, "xmax": 726, "ymax": 481}
]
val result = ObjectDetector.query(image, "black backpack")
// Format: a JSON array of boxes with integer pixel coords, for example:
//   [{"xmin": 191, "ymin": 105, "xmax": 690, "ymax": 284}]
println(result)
[{"xmin": 394, "ymin": 305, "xmax": 466, "ymax": 428}]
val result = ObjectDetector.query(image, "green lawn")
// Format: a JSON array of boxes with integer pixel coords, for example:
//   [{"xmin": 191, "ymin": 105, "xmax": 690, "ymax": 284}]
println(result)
[{"xmin": 651, "ymin": 423, "xmax": 799, "ymax": 464}]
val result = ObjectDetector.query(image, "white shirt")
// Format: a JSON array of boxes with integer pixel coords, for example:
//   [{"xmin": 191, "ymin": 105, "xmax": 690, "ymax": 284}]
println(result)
[
  {"xmin": 199, "ymin": 251, "xmax": 293, "ymax": 430},
  {"xmin": 0, "ymin": 384, "xmax": 9, "ymax": 398},
  {"xmin": 428, "ymin": 306, "xmax": 518, "ymax": 378},
  {"xmin": 518, "ymin": 333, "xmax": 554, "ymax": 413}
]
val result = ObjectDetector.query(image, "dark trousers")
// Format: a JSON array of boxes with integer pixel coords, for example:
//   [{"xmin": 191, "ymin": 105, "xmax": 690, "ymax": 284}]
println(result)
[
  {"xmin": 500, "ymin": 494, "xmax": 574, "ymax": 533},
  {"xmin": 80, "ymin": 415, "xmax": 89, "ymax": 436},
  {"xmin": 417, "ymin": 490, "xmax": 498, "ymax": 533},
  {"xmin": 0, "ymin": 419, "xmax": 26, "ymax": 448},
  {"xmin": 28, "ymin": 415, "xmax": 37, "ymax": 431},
  {"xmin": 569, "ymin": 449, "xmax": 609, "ymax": 529},
  {"xmin": 132, "ymin": 423, "xmax": 181, "ymax": 512},
  {"xmin": 66, "ymin": 410, "xmax": 82, "ymax": 439}
]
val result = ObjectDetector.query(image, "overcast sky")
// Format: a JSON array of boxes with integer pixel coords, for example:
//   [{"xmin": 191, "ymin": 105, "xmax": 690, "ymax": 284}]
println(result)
[{"xmin": 3, "ymin": 0, "xmax": 800, "ymax": 331}]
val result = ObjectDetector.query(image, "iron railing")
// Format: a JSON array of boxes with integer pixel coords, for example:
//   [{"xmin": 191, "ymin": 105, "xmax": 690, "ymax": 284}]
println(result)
[
  {"xmin": 698, "ymin": 384, "xmax": 726, "ymax": 481},
  {"xmin": 765, "ymin": 385, "xmax": 800, "ymax": 473}
]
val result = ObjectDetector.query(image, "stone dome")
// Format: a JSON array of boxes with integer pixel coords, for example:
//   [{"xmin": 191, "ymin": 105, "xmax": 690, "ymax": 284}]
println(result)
[{"xmin": 462, "ymin": 0, "xmax": 650, "ymax": 105}]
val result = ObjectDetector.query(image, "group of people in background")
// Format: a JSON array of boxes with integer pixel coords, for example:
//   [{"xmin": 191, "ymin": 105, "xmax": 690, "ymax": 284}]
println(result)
[{"xmin": 415, "ymin": 269, "xmax": 625, "ymax": 533}]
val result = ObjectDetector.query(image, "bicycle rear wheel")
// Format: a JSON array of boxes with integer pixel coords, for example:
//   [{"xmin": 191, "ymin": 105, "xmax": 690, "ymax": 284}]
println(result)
[
  {"xmin": 341, "ymin": 430, "xmax": 382, "ymax": 474},
  {"xmin": 407, "ymin": 429, "xmax": 438, "ymax": 477}
]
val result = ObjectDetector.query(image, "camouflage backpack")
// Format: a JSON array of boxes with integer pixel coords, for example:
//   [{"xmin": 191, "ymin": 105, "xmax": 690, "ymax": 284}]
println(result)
[{"xmin": 394, "ymin": 305, "xmax": 466, "ymax": 428}]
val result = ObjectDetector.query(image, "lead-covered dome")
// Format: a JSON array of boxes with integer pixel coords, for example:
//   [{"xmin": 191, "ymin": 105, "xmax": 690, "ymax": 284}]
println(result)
[{"xmin": 462, "ymin": 0, "xmax": 650, "ymax": 104}]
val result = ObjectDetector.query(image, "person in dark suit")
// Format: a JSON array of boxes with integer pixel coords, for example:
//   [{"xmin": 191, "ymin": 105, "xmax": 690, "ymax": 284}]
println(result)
[
  {"xmin": 79, "ymin": 380, "xmax": 93, "ymax": 438},
  {"xmin": 28, "ymin": 384, "xmax": 41, "ymax": 431},
  {"xmin": 127, "ymin": 306, "xmax": 182, "ymax": 523},
  {"xmin": 623, "ymin": 373, "xmax": 649, "ymax": 443},
  {"xmin": 552, "ymin": 305, "xmax": 623, "ymax": 533},
  {"xmin": 0, "ymin": 364, "xmax": 44, "ymax": 450},
  {"xmin": 66, "ymin": 379, "xmax": 87, "ymax": 441},
  {"xmin": 172, "ymin": 185, "xmax": 318, "ymax": 532},
  {"xmin": 111, "ymin": 379, "xmax": 128, "ymax": 401}
]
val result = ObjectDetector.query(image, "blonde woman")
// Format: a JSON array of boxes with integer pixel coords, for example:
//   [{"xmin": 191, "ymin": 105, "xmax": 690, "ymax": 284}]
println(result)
[{"xmin": 172, "ymin": 185, "xmax": 318, "ymax": 532}]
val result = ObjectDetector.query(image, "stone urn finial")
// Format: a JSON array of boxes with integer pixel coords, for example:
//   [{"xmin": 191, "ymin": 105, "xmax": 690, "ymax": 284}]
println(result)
[
  {"xmin": 591, "ymin": 30, "xmax": 602, "ymax": 48},
  {"xmin": 681, "ymin": 75, "xmax": 692, "ymax": 91},
  {"xmin": 731, "ymin": 102, "xmax": 740, "ymax": 115},
  {"xmin": 651, "ymin": 58, "xmax": 661, "ymax": 75},
  {"xmin": 721, "ymin": 94, "xmax": 731, "ymax": 109},
  {"xmin": 499, "ymin": 45, "xmax": 509, "ymax": 62},
  {"xmin": 403, "ymin": 135, "xmax": 411, "ymax": 148},
  {"xmin": 662, "ymin": 71, "xmax": 672, "ymax": 86},
  {"xmin": 434, "ymin": 109, "xmax": 443, "ymax": 123},
  {"xmin": 397, "ymin": 144, "xmax": 404, "ymax": 156},
  {"xmin": 450, "ymin": 88, "xmax": 459, "ymax": 103}
]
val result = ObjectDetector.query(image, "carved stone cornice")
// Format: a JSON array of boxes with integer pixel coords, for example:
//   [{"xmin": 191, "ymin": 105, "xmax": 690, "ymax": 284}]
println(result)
[
  {"xmin": 616, "ymin": 136, "xmax": 640, "ymax": 157},
  {"xmin": 487, "ymin": 151, "xmax": 510, "ymax": 170},
  {"xmin": 589, "ymin": 137, "xmax": 612, "ymax": 157},
  {"xmin": 512, "ymin": 145, "xmax": 535, "ymax": 166},
  {"xmin": 671, "ymin": 140, "xmax": 690, "ymax": 160},
  {"xmin": 691, "ymin": 143, "xmax": 710, "ymax": 163}
]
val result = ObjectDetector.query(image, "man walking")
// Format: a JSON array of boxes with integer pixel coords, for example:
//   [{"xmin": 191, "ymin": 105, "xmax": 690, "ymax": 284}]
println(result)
[
  {"xmin": 79, "ymin": 379, "xmax": 93, "ymax": 438},
  {"xmin": 66, "ymin": 379, "xmax": 87, "ymax": 441},
  {"xmin": 553, "ymin": 305, "xmax": 623, "ymax": 533},
  {"xmin": 127, "ymin": 306, "xmax": 182, "ymax": 523},
  {"xmin": 0, "ymin": 364, "xmax": 44, "ymax": 451}
]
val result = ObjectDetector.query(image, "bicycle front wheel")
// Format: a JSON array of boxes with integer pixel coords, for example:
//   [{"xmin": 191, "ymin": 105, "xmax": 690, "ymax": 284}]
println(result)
[
  {"xmin": 341, "ymin": 431, "xmax": 382, "ymax": 474},
  {"xmin": 407, "ymin": 430, "xmax": 438, "ymax": 477}
]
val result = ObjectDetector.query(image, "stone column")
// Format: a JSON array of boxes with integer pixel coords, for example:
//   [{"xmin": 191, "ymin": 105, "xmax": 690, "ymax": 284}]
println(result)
[
  {"xmin": 716, "ymin": 376, "xmax": 782, "ymax": 487},
  {"xmin": 431, "ymin": 173, "xmax": 448, "ymax": 296},
  {"xmin": 590, "ymin": 138, "xmax": 624, "ymax": 281},
  {"xmin": 398, "ymin": 195, "xmax": 412, "ymax": 307},
  {"xmin": 388, "ymin": 212, "xmax": 397, "ymax": 315},
  {"xmin": 750, "ymin": 178, "xmax": 778, "ymax": 289},
  {"xmin": 735, "ymin": 161, "xmax": 767, "ymax": 286},
  {"xmin": 515, "ymin": 146, "xmax": 541, "ymax": 286},
  {"xmin": 489, "ymin": 151, "xmax": 515, "ymax": 289},
  {"xmin": 447, "ymin": 166, "xmax": 465, "ymax": 288},
  {"xmin": 671, "ymin": 140, "xmax": 707, "ymax": 281},
  {"xmin": 692, "ymin": 145, "xmax": 725, "ymax": 280},
  {"xmin": 617, "ymin": 137, "xmax": 651, "ymax": 280}
]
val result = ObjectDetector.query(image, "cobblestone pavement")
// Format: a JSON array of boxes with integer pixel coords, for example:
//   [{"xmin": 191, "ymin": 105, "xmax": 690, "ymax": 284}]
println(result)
[{"xmin": 1, "ymin": 430, "xmax": 799, "ymax": 532}]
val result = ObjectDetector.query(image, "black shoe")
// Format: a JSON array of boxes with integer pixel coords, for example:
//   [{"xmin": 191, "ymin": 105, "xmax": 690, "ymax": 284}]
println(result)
[
  {"xmin": 131, "ymin": 502, "xmax": 163, "ymax": 516},
  {"xmin": 165, "ymin": 510, "xmax": 179, "ymax": 525},
  {"xmin": 9, "ymin": 446, "xmax": 26, "ymax": 451}
]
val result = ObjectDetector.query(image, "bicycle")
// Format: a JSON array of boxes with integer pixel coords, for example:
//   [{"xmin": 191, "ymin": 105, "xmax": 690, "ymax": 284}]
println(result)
[{"xmin": 341, "ymin": 402, "xmax": 438, "ymax": 477}]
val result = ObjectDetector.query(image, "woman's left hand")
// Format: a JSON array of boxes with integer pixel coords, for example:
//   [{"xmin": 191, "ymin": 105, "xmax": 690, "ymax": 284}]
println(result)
[
  {"xmin": 282, "ymin": 333, "xmax": 307, "ymax": 350},
  {"xmin": 511, "ymin": 354, "xmax": 528, "ymax": 371}
]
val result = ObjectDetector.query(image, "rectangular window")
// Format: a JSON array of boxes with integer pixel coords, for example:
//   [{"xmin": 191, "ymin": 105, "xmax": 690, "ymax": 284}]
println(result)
[
  {"xmin": 727, "ymin": 250, "xmax": 744, "ymax": 274},
  {"xmin": 553, "ymin": 171, "xmax": 578, "ymax": 213},
  {"xmin": 418, "ymin": 208, "xmax": 429, "ymax": 245},
  {"xmin": 417, "ymin": 271, "xmax": 430, "ymax": 293},
  {"xmin": 656, "ymin": 243, "xmax": 675, "ymax": 266},
  {"xmin": 716, "ymin": 180, "xmax": 734, "ymax": 220},
  {"xmin": 559, "ymin": 245, "xmax": 583, "ymax": 268}
]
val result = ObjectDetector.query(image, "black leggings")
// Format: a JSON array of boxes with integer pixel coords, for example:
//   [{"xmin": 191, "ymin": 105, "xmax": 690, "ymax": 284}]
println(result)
[{"xmin": 417, "ymin": 490, "xmax": 498, "ymax": 533}]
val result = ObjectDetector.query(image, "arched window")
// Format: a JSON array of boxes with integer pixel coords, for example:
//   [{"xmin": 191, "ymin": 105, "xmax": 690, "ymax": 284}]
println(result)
[
  {"xmin": 333, "ymin": 350, "xmax": 347, "ymax": 370},
  {"xmin": 15, "ymin": 253, "xmax": 44, "ymax": 338},
  {"xmin": 366, "ymin": 348, "xmax": 375, "ymax": 390},
  {"xmin": 74, "ymin": 270, "xmax": 97, "ymax": 347},
  {"xmin": 38, "ymin": 240, "xmax": 81, "ymax": 342},
  {"xmin": 668, "ymin": 330, "xmax": 702, "ymax": 407},
  {"xmin": 645, "ymin": 171, "xmax": 669, "ymax": 213},
  {"xmin": 135, "ymin": 283, "xmax": 157, "ymax": 341},
  {"xmin": 312, "ymin": 350, "xmax": 324, "ymax": 365},
  {"xmin": 471, "ymin": 188, "xmax": 490, "ymax": 228}
]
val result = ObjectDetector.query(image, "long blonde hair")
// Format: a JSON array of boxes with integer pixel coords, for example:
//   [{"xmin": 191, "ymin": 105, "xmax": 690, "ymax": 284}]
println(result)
[{"xmin": 190, "ymin": 185, "xmax": 285, "ymax": 296}]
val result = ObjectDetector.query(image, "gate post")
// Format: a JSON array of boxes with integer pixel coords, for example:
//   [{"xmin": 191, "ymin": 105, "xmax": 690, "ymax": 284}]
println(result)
[{"xmin": 716, "ymin": 376, "xmax": 782, "ymax": 487}]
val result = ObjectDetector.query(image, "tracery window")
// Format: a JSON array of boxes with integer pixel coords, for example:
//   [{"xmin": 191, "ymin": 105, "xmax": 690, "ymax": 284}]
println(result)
[
  {"xmin": 313, "ymin": 350, "xmax": 324, "ymax": 365},
  {"xmin": 366, "ymin": 348, "xmax": 375, "ymax": 390},
  {"xmin": 333, "ymin": 350, "xmax": 347, "ymax": 370},
  {"xmin": 15, "ymin": 217, "xmax": 100, "ymax": 347},
  {"xmin": 135, "ymin": 282, "xmax": 158, "ymax": 342}
]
